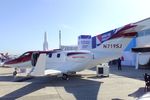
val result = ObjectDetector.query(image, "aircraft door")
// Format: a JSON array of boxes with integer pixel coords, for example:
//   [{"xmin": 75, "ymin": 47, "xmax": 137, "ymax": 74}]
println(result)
[{"xmin": 31, "ymin": 52, "xmax": 40, "ymax": 66}]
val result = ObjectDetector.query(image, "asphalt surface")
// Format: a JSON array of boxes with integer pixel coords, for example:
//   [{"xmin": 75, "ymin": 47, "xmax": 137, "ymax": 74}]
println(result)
[{"xmin": 0, "ymin": 66, "xmax": 150, "ymax": 100}]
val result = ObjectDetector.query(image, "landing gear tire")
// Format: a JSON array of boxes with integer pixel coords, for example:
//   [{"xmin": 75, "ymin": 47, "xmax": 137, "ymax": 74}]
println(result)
[
  {"xmin": 62, "ymin": 74, "xmax": 69, "ymax": 80},
  {"xmin": 13, "ymin": 71, "xmax": 17, "ymax": 77}
]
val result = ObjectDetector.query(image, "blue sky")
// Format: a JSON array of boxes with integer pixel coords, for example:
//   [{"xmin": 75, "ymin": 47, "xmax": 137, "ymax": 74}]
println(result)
[{"xmin": 0, "ymin": 0, "xmax": 150, "ymax": 54}]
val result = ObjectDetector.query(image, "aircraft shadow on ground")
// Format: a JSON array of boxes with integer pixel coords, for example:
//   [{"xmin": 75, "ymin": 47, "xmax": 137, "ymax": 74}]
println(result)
[
  {"xmin": 0, "ymin": 76, "xmax": 14, "ymax": 82},
  {"xmin": 0, "ymin": 75, "xmax": 34, "ymax": 82},
  {"xmin": 1, "ymin": 75, "xmax": 102, "ymax": 100},
  {"xmin": 128, "ymin": 87, "xmax": 146, "ymax": 98}
]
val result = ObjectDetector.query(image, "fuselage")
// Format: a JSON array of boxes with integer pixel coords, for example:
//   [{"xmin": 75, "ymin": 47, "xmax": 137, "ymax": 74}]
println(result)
[
  {"xmin": 3, "ymin": 50, "xmax": 95, "ymax": 73},
  {"xmin": 2, "ymin": 48, "xmax": 123, "ymax": 74}
]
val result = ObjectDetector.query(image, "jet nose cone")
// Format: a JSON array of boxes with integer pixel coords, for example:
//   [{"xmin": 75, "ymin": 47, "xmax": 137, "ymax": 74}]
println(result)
[
  {"xmin": 0, "ymin": 62, "xmax": 6, "ymax": 67},
  {"xmin": 0, "ymin": 62, "xmax": 3, "ymax": 66},
  {"xmin": 2, "ymin": 60, "xmax": 12, "ymax": 67}
]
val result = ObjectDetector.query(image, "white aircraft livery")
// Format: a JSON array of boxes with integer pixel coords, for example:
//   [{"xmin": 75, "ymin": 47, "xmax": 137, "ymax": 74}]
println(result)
[{"xmin": 3, "ymin": 18, "xmax": 150, "ymax": 79}]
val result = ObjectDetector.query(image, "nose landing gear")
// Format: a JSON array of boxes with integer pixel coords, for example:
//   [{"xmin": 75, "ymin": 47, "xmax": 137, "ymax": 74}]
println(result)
[
  {"xmin": 13, "ymin": 68, "xmax": 18, "ymax": 77},
  {"xmin": 62, "ymin": 74, "xmax": 69, "ymax": 80}
]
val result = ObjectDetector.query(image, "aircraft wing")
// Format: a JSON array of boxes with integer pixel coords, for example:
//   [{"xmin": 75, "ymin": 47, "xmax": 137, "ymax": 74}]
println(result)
[{"xmin": 45, "ymin": 69, "xmax": 62, "ymax": 75}]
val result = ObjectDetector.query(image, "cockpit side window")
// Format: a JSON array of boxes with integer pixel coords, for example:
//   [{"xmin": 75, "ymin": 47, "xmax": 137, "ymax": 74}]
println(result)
[{"xmin": 20, "ymin": 52, "xmax": 30, "ymax": 58}]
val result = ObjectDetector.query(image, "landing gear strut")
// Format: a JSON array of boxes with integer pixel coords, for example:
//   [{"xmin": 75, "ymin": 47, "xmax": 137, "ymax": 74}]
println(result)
[{"xmin": 62, "ymin": 74, "xmax": 69, "ymax": 80}]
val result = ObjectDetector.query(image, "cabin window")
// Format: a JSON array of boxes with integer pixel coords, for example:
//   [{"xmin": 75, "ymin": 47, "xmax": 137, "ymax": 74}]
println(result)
[
  {"xmin": 57, "ymin": 53, "xmax": 60, "ymax": 58},
  {"xmin": 49, "ymin": 53, "xmax": 52, "ymax": 58}
]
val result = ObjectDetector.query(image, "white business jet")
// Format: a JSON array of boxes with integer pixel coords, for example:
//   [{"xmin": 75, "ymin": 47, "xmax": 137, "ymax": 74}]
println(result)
[{"xmin": 3, "ymin": 18, "xmax": 149, "ymax": 80}]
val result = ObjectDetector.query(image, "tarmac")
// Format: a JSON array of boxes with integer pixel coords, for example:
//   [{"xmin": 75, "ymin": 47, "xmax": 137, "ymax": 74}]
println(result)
[{"xmin": 0, "ymin": 65, "xmax": 150, "ymax": 100}]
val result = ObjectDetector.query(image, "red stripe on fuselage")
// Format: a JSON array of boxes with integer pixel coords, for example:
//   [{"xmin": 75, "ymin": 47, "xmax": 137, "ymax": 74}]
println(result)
[
  {"xmin": 4, "ymin": 51, "xmax": 50, "ymax": 65},
  {"xmin": 67, "ymin": 52, "xmax": 89, "ymax": 56},
  {"xmin": 5, "ymin": 53, "xmax": 32, "ymax": 64}
]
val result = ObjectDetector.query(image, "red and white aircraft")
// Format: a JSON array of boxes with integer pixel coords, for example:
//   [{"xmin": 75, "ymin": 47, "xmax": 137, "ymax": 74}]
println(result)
[{"xmin": 3, "ymin": 18, "xmax": 150, "ymax": 79}]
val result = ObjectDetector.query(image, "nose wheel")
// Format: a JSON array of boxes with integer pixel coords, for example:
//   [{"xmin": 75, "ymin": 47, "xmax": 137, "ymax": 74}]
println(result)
[
  {"xmin": 13, "ymin": 68, "xmax": 18, "ymax": 77},
  {"xmin": 13, "ymin": 71, "xmax": 17, "ymax": 77},
  {"xmin": 62, "ymin": 74, "xmax": 69, "ymax": 80}
]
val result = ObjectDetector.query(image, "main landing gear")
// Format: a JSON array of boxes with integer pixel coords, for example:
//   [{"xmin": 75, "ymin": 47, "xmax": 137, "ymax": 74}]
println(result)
[{"xmin": 62, "ymin": 74, "xmax": 69, "ymax": 80}]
